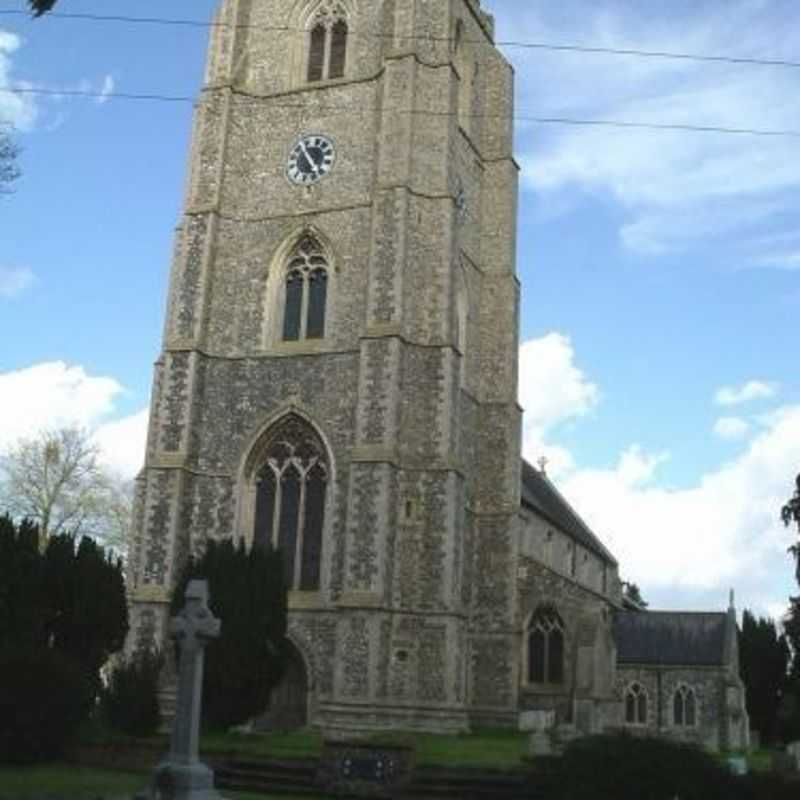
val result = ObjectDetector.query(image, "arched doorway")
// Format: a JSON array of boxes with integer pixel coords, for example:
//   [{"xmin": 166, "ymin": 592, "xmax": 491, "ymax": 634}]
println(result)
[{"xmin": 255, "ymin": 641, "xmax": 309, "ymax": 731}]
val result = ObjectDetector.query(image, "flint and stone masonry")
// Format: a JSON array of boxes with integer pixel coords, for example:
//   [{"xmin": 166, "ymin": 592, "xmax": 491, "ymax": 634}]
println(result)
[{"xmin": 127, "ymin": 0, "xmax": 748, "ymax": 748}]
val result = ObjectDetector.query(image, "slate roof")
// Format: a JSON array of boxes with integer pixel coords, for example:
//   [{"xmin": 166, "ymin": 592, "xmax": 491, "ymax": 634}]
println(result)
[
  {"xmin": 520, "ymin": 459, "xmax": 618, "ymax": 566},
  {"xmin": 613, "ymin": 611, "xmax": 728, "ymax": 666}
]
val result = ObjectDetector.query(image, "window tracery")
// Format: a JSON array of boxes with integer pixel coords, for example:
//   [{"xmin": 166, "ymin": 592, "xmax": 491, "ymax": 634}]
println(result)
[
  {"xmin": 282, "ymin": 236, "xmax": 329, "ymax": 342},
  {"xmin": 624, "ymin": 682, "xmax": 648, "ymax": 725},
  {"xmin": 527, "ymin": 606, "xmax": 565, "ymax": 684},
  {"xmin": 307, "ymin": 3, "xmax": 349, "ymax": 82},
  {"xmin": 673, "ymin": 684, "xmax": 697, "ymax": 727},
  {"xmin": 252, "ymin": 415, "xmax": 329, "ymax": 591}
]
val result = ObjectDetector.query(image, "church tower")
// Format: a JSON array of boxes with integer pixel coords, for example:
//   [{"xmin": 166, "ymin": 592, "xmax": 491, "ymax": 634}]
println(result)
[{"xmin": 128, "ymin": 0, "xmax": 520, "ymax": 733}]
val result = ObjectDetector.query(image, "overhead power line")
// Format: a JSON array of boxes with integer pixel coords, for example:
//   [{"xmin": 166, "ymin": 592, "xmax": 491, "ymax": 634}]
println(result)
[
  {"xmin": 2, "ymin": 8, "xmax": 800, "ymax": 70},
  {"xmin": 3, "ymin": 84, "xmax": 800, "ymax": 138}
]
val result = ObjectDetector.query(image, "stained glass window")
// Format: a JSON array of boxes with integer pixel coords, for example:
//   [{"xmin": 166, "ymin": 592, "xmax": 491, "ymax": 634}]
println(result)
[
  {"xmin": 625, "ymin": 683, "xmax": 648, "ymax": 725},
  {"xmin": 673, "ymin": 685, "xmax": 697, "ymax": 727},
  {"xmin": 527, "ymin": 606, "xmax": 565, "ymax": 684},
  {"xmin": 251, "ymin": 415, "xmax": 329, "ymax": 591}
]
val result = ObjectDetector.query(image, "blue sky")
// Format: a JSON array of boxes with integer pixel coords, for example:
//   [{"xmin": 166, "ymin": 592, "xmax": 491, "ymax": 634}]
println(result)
[{"xmin": 1, "ymin": 0, "xmax": 799, "ymax": 618}]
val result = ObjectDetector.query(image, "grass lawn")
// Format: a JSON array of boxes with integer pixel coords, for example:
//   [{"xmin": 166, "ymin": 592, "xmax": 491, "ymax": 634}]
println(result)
[
  {"xmin": 200, "ymin": 727, "xmax": 529, "ymax": 769},
  {"xmin": 0, "ymin": 764, "xmax": 327, "ymax": 800}
]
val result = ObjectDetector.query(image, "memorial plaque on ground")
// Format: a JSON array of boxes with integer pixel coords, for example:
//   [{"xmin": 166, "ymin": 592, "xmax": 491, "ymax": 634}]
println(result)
[{"xmin": 316, "ymin": 740, "xmax": 414, "ymax": 798}]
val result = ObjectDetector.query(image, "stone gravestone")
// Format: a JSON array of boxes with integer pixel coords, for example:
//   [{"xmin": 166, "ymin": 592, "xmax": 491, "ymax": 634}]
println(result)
[
  {"xmin": 519, "ymin": 710, "xmax": 556, "ymax": 757},
  {"xmin": 787, "ymin": 741, "xmax": 800, "ymax": 771},
  {"xmin": 141, "ymin": 580, "xmax": 222, "ymax": 800}
]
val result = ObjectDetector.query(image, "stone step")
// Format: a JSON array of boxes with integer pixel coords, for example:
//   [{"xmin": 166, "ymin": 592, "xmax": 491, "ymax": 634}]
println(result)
[{"xmin": 212, "ymin": 757, "xmax": 553, "ymax": 800}]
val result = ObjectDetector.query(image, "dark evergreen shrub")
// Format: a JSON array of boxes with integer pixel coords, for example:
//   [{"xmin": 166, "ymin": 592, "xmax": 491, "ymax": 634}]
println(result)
[
  {"xmin": 103, "ymin": 648, "xmax": 163, "ymax": 737},
  {"xmin": 0, "ymin": 514, "xmax": 45, "ymax": 650},
  {"xmin": 553, "ymin": 733, "xmax": 733, "ymax": 800},
  {"xmin": 735, "ymin": 771, "xmax": 800, "ymax": 800},
  {"xmin": 0, "ymin": 646, "xmax": 86, "ymax": 764},
  {"xmin": 171, "ymin": 538, "xmax": 288, "ymax": 730},
  {"xmin": 43, "ymin": 533, "xmax": 129, "ymax": 711}
]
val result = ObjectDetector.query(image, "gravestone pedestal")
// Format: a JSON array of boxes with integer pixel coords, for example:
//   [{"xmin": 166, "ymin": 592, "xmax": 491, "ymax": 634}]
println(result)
[{"xmin": 139, "ymin": 581, "xmax": 223, "ymax": 800}]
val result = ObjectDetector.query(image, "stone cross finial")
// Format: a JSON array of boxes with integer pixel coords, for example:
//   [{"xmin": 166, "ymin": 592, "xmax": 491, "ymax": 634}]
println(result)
[{"xmin": 537, "ymin": 456, "xmax": 549, "ymax": 475}]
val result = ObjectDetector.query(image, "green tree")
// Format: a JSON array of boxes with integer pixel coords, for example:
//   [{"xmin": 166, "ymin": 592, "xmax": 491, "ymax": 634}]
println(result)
[
  {"xmin": 28, "ymin": 0, "xmax": 57, "ymax": 16},
  {"xmin": 0, "ymin": 514, "xmax": 44, "ymax": 649},
  {"xmin": 780, "ymin": 473, "xmax": 800, "ymax": 738},
  {"xmin": 783, "ymin": 473, "xmax": 800, "ymax": 580},
  {"xmin": 621, "ymin": 581, "xmax": 648, "ymax": 609},
  {"xmin": 0, "ymin": 516, "xmax": 128, "ymax": 760},
  {"xmin": 171, "ymin": 538, "xmax": 288, "ymax": 730},
  {"xmin": 42, "ymin": 533, "xmax": 128, "ymax": 706},
  {"xmin": 0, "ymin": 125, "xmax": 20, "ymax": 194},
  {"xmin": 739, "ymin": 609, "xmax": 790, "ymax": 744}
]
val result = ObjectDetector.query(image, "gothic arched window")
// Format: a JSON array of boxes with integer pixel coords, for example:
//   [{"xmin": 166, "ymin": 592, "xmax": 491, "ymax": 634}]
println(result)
[
  {"xmin": 306, "ymin": 4, "xmax": 349, "ymax": 83},
  {"xmin": 252, "ymin": 416, "xmax": 329, "ymax": 591},
  {"xmin": 673, "ymin": 685, "xmax": 697, "ymax": 727},
  {"xmin": 282, "ymin": 236, "xmax": 329, "ymax": 342},
  {"xmin": 624, "ymin": 682, "xmax": 648, "ymax": 725},
  {"xmin": 527, "ymin": 606, "xmax": 565, "ymax": 684}
]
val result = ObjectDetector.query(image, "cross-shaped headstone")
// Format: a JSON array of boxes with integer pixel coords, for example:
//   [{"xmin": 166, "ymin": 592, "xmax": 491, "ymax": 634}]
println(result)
[
  {"xmin": 170, "ymin": 579, "xmax": 220, "ymax": 766},
  {"xmin": 140, "ymin": 580, "xmax": 222, "ymax": 800}
]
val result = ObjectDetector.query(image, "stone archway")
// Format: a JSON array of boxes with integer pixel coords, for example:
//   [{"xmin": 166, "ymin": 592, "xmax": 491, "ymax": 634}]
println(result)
[{"xmin": 255, "ymin": 640, "xmax": 309, "ymax": 731}]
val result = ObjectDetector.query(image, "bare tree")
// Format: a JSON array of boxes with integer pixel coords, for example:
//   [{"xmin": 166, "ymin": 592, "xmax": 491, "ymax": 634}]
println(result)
[
  {"xmin": 0, "ymin": 125, "xmax": 21, "ymax": 195},
  {"xmin": 0, "ymin": 427, "xmax": 132, "ymax": 558}
]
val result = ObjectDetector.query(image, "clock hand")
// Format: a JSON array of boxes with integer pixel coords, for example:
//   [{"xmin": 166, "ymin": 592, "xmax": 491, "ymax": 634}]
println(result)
[{"xmin": 299, "ymin": 141, "xmax": 321, "ymax": 176}]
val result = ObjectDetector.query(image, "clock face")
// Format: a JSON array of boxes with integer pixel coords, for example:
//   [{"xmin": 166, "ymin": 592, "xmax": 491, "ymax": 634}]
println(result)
[{"xmin": 287, "ymin": 134, "xmax": 336, "ymax": 185}]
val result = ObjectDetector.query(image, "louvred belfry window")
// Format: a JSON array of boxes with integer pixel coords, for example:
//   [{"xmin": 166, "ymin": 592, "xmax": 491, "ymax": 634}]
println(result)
[
  {"xmin": 253, "ymin": 416, "xmax": 329, "ymax": 591},
  {"xmin": 306, "ymin": 4, "xmax": 349, "ymax": 83},
  {"xmin": 282, "ymin": 236, "xmax": 329, "ymax": 342},
  {"xmin": 527, "ymin": 606, "xmax": 565, "ymax": 684}
]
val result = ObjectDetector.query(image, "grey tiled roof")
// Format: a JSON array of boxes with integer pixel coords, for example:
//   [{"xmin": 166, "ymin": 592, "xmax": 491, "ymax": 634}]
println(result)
[
  {"xmin": 520, "ymin": 459, "xmax": 618, "ymax": 566},
  {"xmin": 614, "ymin": 611, "xmax": 728, "ymax": 666}
]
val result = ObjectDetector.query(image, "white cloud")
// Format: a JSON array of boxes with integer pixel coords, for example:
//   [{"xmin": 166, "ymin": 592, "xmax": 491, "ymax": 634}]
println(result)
[
  {"xmin": 0, "ymin": 266, "xmax": 35, "ymax": 298},
  {"xmin": 713, "ymin": 416, "xmax": 751, "ymax": 440},
  {"xmin": 561, "ymin": 405, "xmax": 800, "ymax": 609},
  {"xmin": 715, "ymin": 380, "xmax": 777, "ymax": 407},
  {"xmin": 500, "ymin": 1, "xmax": 800, "ymax": 254},
  {"xmin": 616, "ymin": 444, "xmax": 670, "ymax": 487},
  {"xmin": 519, "ymin": 333, "xmax": 599, "ymax": 477},
  {"xmin": 94, "ymin": 408, "xmax": 149, "ymax": 479},
  {"xmin": 0, "ymin": 362, "xmax": 122, "ymax": 452},
  {"xmin": 0, "ymin": 363, "xmax": 149, "ymax": 479},
  {"xmin": 0, "ymin": 30, "xmax": 37, "ymax": 130},
  {"xmin": 752, "ymin": 250, "xmax": 800, "ymax": 271},
  {"xmin": 96, "ymin": 74, "xmax": 114, "ymax": 105},
  {"xmin": 512, "ymin": 329, "xmax": 800, "ymax": 612}
]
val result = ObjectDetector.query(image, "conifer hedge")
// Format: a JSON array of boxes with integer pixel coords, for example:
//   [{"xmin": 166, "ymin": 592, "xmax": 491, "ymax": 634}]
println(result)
[
  {"xmin": 171, "ymin": 538, "xmax": 288, "ymax": 730},
  {"xmin": 0, "ymin": 514, "xmax": 128, "ymax": 762}
]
